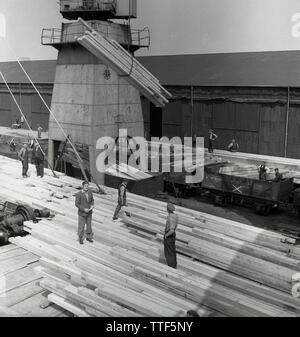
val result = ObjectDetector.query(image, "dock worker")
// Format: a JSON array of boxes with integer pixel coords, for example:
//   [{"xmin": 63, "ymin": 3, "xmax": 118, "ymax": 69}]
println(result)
[
  {"xmin": 273, "ymin": 168, "xmax": 283, "ymax": 182},
  {"xmin": 20, "ymin": 115, "xmax": 24, "ymax": 127},
  {"xmin": 113, "ymin": 179, "xmax": 130, "ymax": 220},
  {"xmin": 8, "ymin": 138, "xmax": 16, "ymax": 152},
  {"xmin": 37, "ymin": 125, "xmax": 43, "ymax": 139},
  {"xmin": 75, "ymin": 181, "xmax": 94, "ymax": 244},
  {"xmin": 13, "ymin": 117, "xmax": 21, "ymax": 129},
  {"xmin": 164, "ymin": 202, "xmax": 178, "ymax": 269},
  {"xmin": 228, "ymin": 139, "xmax": 239, "ymax": 152},
  {"xmin": 208, "ymin": 129, "xmax": 218, "ymax": 153},
  {"xmin": 32, "ymin": 142, "xmax": 44, "ymax": 178},
  {"xmin": 258, "ymin": 161, "xmax": 270, "ymax": 181},
  {"xmin": 18, "ymin": 143, "xmax": 29, "ymax": 178}
]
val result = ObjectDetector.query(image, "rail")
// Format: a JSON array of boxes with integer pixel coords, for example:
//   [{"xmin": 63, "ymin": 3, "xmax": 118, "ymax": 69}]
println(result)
[
  {"xmin": 131, "ymin": 27, "xmax": 150, "ymax": 49},
  {"xmin": 41, "ymin": 22, "xmax": 150, "ymax": 49},
  {"xmin": 41, "ymin": 28, "xmax": 62, "ymax": 45}
]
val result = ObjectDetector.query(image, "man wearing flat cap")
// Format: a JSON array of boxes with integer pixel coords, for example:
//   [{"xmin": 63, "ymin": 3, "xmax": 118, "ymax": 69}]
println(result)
[
  {"xmin": 75, "ymin": 180, "xmax": 94, "ymax": 244},
  {"xmin": 18, "ymin": 143, "xmax": 29, "ymax": 178},
  {"xmin": 164, "ymin": 202, "xmax": 178, "ymax": 268}
]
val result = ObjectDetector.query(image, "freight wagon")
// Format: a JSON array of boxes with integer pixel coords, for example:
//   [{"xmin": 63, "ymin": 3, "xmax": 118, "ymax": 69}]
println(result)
[{"xmin": 164, "ymin": 162, "xmax": 300, "ymax": 216}]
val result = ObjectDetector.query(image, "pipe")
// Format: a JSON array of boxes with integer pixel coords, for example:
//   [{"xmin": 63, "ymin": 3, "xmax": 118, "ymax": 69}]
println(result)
[
  {"xmin": 284, "ymin": 87, "xmax": 290, "ymax": 158},
  {"xmin": 191, "ymin": 85, "xmax": 194, "ymax": 137}
]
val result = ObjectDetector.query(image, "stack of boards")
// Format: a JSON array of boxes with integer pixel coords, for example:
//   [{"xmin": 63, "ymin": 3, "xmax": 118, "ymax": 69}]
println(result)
[
  {"xmin": 0, "ymin": 155, "xmax": 299, "ymax": 317},
  {"xmin": 208, "ymin": 149, "xmax": 300, "ymax": 183}
]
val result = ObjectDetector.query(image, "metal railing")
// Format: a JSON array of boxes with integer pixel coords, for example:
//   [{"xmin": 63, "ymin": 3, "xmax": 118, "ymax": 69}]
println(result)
[
  {"xmin": 41, "ymin": 21, "xmax": 150, "ymax": 49},
  {"xmin": 131, "ymin": 27, "xmax": 150, "ymax": 49},
  {"xmin": 60, "ymin": 0, "xmax": 116, "ymax": 13},
  {"xmin": 41, "ymin": 28, "xmax": 62, "ymax": 45}
]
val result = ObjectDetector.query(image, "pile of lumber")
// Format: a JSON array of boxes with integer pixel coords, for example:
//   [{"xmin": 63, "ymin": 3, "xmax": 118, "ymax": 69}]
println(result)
[
  {"xmin": 0, "ymin": 244, "xmax": 70, "ymax": 316},
  {"xmin": 208, "ymin": 149, "xmax": 300, "ymax": 182},
  {"xmin": 0, "ymin": 155, "xmax": 300, "ymax": 316},
  {"xmin": 77, "ymin": 18, "xmax": 172, "ymax": 108}
]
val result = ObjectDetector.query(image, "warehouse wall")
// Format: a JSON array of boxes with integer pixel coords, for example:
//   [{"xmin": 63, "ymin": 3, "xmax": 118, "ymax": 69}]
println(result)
[
  {"xmin": 0, "ymin": 84, "xmax": 52, "ymax": 130},
  {"xmin": 192, "ymin": 101, "xmax": 289, "ymax": 157},
  {"xmin": 287, "ymin": 104, "xmax": 300, "ymax": 158},
  {"xmin": 142, "ymin": 86, "xmax": 300, "ymax": 159},
  {"xmin": 1, "ymin": 83, "xmax": 300, "ymax": 160}
]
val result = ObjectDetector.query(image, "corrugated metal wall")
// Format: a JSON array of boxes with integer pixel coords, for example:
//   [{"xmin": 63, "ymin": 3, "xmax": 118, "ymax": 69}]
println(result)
[
  {"xmin": 143, "ymin": 86, "xmax": 300, "ymax": 159},
  {"xmin": 1, "ymin": 83, "xmax": 300, "ymax": 160},
  {"xmin": 0, "ymin": 84, "xmax": 51, "ymax": 130}
]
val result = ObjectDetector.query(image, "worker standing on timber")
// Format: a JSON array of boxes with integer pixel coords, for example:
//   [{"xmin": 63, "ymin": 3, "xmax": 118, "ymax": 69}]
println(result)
[
  {"xmin": 113, "ymin": 179, "xmax": 129, "ymax": 220},
  {"xmin": 8, "ymin": 138, "xmax": 16, "ymax": 152},
  {"xmin": 258, "ymin": 161, "xmax": 270, "ymax": 181},
  {"xmin": 37, "ymin": 125, "xmax": 43, "ymax": 139},
  {"xmin": 32, "ymin": 142, "xmax": 44, "ymax": 178},
  {"xmin": 164, "ymin": 203, "xmax": 178, "ymax": 269},
  {"xmin": 228, "ymin": 139, "xmax": 239, "ymax": 152},
  {"xmin": 273, "ymin": 168, "xmax": 283, "ymax": 182},
  {"xmin": 18, "ymin": 143, "xmax": 29, "ymax": 178},
  {"xmin": 20, "ymin": 115, "xmax": 24, "ymax": 127},
  {"xmin": 75, "ymin": 181, "xmax": 94, "ymax": 244},
  {"xmin": 208, "ymin": 129, "xmax": 218, "ymax": 153}
]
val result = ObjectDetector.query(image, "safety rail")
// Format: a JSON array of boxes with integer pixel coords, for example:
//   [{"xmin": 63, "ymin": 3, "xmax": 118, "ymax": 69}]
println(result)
[
  {"xmin": 41, "ymin": 22, "xmax": 150, "ymax": 49},
  {"xmin": 41, "ymin": 28, "xmax": 62, "ymax": 45},
  {"xmin": 60, "ymin": 0, "xmax": 116, "ymax": 13},
  {"xmin": 131, "ymin": 27, "xmax": 150, "ymax": 49}
]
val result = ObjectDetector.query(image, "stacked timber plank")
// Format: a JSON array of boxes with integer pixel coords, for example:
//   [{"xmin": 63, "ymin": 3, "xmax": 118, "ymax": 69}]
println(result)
[
  {"xmin": 76, "ymin": 18, "xmax": 172, "ymax": 107},
  {"xmin": 0, "ymin": 155, "xmax": 300, "ymax": 316},
  {"xmin": 207, "ymin": 149, "xmax": 300, "ymax": 182},
  {"xmin": 106, "ymin": 163, "xmax": 152, "ymax": 180},
  {"xmin": 0, "ymin": 245, "xmax": 69, "ymax": 316}
]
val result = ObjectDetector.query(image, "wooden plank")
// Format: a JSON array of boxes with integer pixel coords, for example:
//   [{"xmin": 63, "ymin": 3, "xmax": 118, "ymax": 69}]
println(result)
[
  {"xmin": 10, "ymin": 292, "xmax": 66, "ymax": 317},
  {"xmin": 48, "ymin": 293, "xmax": 90, "ymax": 317}
]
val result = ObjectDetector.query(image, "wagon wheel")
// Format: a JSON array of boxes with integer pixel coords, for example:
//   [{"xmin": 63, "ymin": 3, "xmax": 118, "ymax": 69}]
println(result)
[
  {"xmin": 255, "ymin": 203, "xmax": 270, "ymax": 216},
  {"xmin": 214, "ymin": 195, "xmax": 228, "ymax": 207}
]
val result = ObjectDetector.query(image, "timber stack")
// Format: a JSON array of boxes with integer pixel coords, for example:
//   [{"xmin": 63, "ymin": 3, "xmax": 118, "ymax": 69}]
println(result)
[{"xmin": 0, "ymin": 155, "xmax": 299, "ymax": 316}]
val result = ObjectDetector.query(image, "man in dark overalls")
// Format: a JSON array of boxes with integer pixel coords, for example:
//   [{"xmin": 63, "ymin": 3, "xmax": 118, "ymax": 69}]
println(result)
[
  {"xmin": 228, "ymin": 139, "xmax": 239, "ymax": 152},
  {"xmin": 273, "ymin": 168, "xmax": 283, "ymax": 182},
  {"xmin": 32, "ymin": 142, "xmax": 44, "ymax": 178},
  {"xmin": 113, "ymin": 179, "xmax": 129, "ymax": 220},
  {"xmin": 75, "ymin": 181, "xmax": 94, "ymax": 244},
  {"xmin": 259, "ymin": 161, "xmax": 267, "ymax": 181},
  {"xmin": 18, "ymin": 143, "xmax": 29, "ymax": 178},
  {"xmin": 164, "ymin": 203, "xmax": 178, "ymax": 269},
  {"xmin": 208, "ymin": 129, "xmax": 218, "ymax": 153}
]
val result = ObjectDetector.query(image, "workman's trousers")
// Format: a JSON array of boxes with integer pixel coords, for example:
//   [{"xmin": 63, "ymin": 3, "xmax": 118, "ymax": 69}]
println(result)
[
  {"xmin": 78, "ymin": 214, "xmax": 93, "ymax": 241},
  {"xmin": 164, "ymin": 233, "xmax": 177, "ymax": 268},
  {"xmin": 35, "ymin": 159, "xmax": 44, "ymax": 177},
  {"xmin": 113, "ymin": 203, "xmax": 122, "ymax": 219},
  {"xmin": 208, "ymin": 140, "xmax": 214, "ymax": 153},
  {"xmin": 259, "ymin": 173, "xmax": 267, "ymax": 181},
  {"xmin": 22, "ymin": 161, "xmax": 28, "ymax": 177}
]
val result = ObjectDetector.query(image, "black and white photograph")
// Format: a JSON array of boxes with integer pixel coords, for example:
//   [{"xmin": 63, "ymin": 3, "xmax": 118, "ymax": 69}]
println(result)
[{"xmin": 0, "ymin": 0, "xmax": 300, "ymax": 325}]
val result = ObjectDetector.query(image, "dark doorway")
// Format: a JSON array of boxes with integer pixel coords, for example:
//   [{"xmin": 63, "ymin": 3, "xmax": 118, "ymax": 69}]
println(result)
[{"xmin": 150, "ymin": 103, "xmax": 162, "ymax": 138}]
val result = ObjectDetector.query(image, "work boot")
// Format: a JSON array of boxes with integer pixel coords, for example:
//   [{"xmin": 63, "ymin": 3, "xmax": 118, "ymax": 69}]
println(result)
[
  {"xmin": 86, "ymin": 238, "xmax": 94, "ymax": 243},
  {"xmin": 125, "ymin": 211, "xmax": 131, "ymax": 217},
  {"xmin": 113, "ymin": 217, "xmax": 118, "ymax": 221},
  {"xmin": 79, "ymin": 239, "xmax": 84, "ymax": 244}
]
